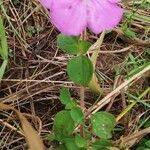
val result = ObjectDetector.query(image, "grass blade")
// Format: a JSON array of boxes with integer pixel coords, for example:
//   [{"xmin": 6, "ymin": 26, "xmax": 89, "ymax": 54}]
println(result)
[
  {"xmin": 0, "ymin": 15, "xmax": 8, "ymax": 60},
  {"xmin": 0, "ymin": 59, "xmax": 7, "ymax": 80}
]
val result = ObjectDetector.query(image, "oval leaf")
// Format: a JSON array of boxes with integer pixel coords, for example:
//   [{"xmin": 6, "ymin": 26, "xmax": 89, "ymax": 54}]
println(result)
[
  {"xmin": 57, "ymin": 34, "xmax": 79, "ymax": 55},
  {"xmin": 65, "ymin": 138, "xmax": 80, "ymax": 150},
  {"xmin": 91, "ymin": 139, "xmax": 111, "ymax": 150},
  {"xmin": 70, "ymin": 107, "xmax": 84, "ymax": 124},
  {"xmin": 60, "ymin": 87, "xmax": 71, "ymax": 105},
  {"xmin": 75, "ymin": 135, "xmax": 87, "ymax": 148},
  {"xmin": 65, "ymin": 99, "xmax": 77, "ymax": 110},
  {"xmin": 67, "ymin": 56, "xmax": 93, "ymax": 86},
  {"xmin": 78, "ymin": 40, "xmax": 91, "ymax": 54},
  {"xmin": 53, "ymin": 110, "xmax": 75, "ymax": 141},
  {"xmin": 57, "ymin": 34, "xmax": 91, "ymax": 55},
  {"xmin": 91, "ymin": 112, "xmax": 116, "ymax": 139}
]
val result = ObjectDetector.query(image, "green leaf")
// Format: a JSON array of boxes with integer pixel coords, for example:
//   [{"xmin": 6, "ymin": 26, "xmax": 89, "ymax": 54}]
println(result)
[
  {"xmin": 78, "ymin": 40, "xmax": 91, "ymax": 54},
  {"xmin": 70, "ymin": 107, "xmax": 84, "ymax": 124},
  {"xmin": 144, "ymin": 120, "xmax": 150, "ymax": 128},
  {"xmin": 0, "ymin": 59, "xmax": 8, "ymax": 80},
  {"xmin": 67, "ymin": 55, "xmax": 93, "ymax": 86},
  {"xmin": 145, "ymin": 140, "xmax": 150, "ymax": 148},
  {"xmin": 57, "ymin": 34, "xmax": 91, "ymax": 55},
  {"xmin": 125, "ymin": 29, "xmax": 137, "ymax": 38},
  {"xmin": 91, "ymin": 112, "xmax": 116, "ymax": 139},
  {"xmin": 57, "ymin": 34, "xmax": 79, "ymax": 55},
  {"xmin": 60, "ymin": 87, "xmax": 72, "ymax": 105},
  {"xmin": 53, "ymin": 111, "xmax": 75, "ymax": 141},
  {"xmin": 0, "ymin": 17, "xmax": 8, "ymax": 60},
  {"xmin": 65, "ymin": 138, "xmax": 80, "ymax": 150},
  {"xmin": 147, "ymin": 48, "xmax": 150, "ymax": 55},
  {"xmin": 65, "ymin": 99, "xmax": 77, "ymax": 110},
  {"xmin": 47, "ymin": 133, "xmax": 55, "ymax": 141},
  {"xmin": 136, "ymin": 147, "xmax": 150, "ymax": 150},
  {"xmin": 91, "ymin": 139, "xmax": 111, "ymax": 150},
  {"xmin": 75, "ymin": 135, "xmax": 87, "ymax": 148}
]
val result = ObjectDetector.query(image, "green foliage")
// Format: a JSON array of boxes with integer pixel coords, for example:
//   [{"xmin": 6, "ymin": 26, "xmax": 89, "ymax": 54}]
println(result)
[
  {"xmin": 145, "ymin": 140, "xmax": 150, "ymax": 148},
  {"xmin": 75, "ymin": 135, "xmax": 87, "ymax": 148},
  {"xmin": 125, "ymin": 53, "xmax": 149, "ymax": 78},
  {"xmin": 67, "ymin": 55, "xmax": 93, "ymax": 86},
  {"xmin": 65, "ymin": 138, "xmax": 80, "ymax": 150},
  {"xmin": 0, "ymin": 59, "xmax": 8, "ymax": 79},
  {"xmin": 0, "ymin": 16, "xmax": 9, "ymax": 80},
  {"xmin": 123, "ymin": 28, "xmax": 137, "ymax": 38},
  {"xmin": 57, "ymin": 34, "xmax": 91, "ymax": 55},
  {"xmin": 0, "ymin": 17, "xmax": 8, "ymax": 60},
  {"xmin": 60, "ymin": 87, "xmax": 72, "ymax": 105},
  {"xmin": 78, "ymin": 40, "xmax": 91, "ymax": 55},
  {"xmin": 136, "ymin": 147, "xmax": 150, "ymax": 150},
  {"xmin": 60, "ymin": 87, "xmax": 77, "ymax": 109},
  {"xmin": 135, "ymin": 136, "xmax": 150, "ymax": 150},
  {"xmin": 55, "ymin": 145, "xmax": 66, "ymax": 150},
  {"xmin": 121, "ymin": 13, "xmax": 137, "ymax": 39},
  {"xmin": 146, "ymin": 48, "xmax": 150, "ymax": 55},
  {"xmin": 65, "ymin": 99, "xmax": 77, "ymax": 110},
  {"xmin": 70, "ymin": 107, "xmax": 84, "ymax": 124},
  {"xmin": 50, "ymin": 33, "xmax": 119, "ymax": 149},
  {"xmin": 91, "ymin": 139, "xmax": 111, "ymax": 150},
  {"xmin": 143, "ymin": 120, "xmax": 150, "ymax": 128},
  {"xmin": 53, "ymin": 110, "xmax": 75, "ymax": 141},
  {"xmin": 91, "ymin": 112, "xmax": 116, "ymax": 139},
  {"xmin": 49, "ymin": 86, "xmax": 116, "ymax": 149}
]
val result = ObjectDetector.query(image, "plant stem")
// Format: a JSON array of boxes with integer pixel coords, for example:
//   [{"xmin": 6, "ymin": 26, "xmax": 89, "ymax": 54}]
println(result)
[
  {"xmin": 80, "ymin": 86, "xmax": 85, "ymax": 111},
  {"xmin": 80, "ymin": 30, "xmax": 86, "ymax": 112},
  {"xmin": 79, "ymin": 86, "xmax": 85, "ymax": 137},
  {"xmin": 79, "ymin": 30, "xmax": 87, "ymax": 137}
]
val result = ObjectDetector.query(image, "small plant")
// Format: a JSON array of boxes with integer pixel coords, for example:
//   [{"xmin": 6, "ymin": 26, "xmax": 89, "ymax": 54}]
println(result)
[
  {"xmin": 49, "ymin": 87, "xmax": 116, "ymax": 150},
  {"xmin": 40, "ymin": 0, "xmax": 124, "ymax": 149},
  {"xmin": 47, "ymin": 34, "xmax": 117, "ymax": 150}
]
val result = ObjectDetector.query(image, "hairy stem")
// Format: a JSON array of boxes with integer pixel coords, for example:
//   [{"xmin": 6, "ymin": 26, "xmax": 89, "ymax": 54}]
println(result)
[
  {"xmin": 80, "ymin": 86, "xmax": 85, "ymax": 111},
  {"xmin": 79, "ymin": 86, "xmax": 85, "ymax": 136},
  {"xmin": 79, "ymin": 30, "xmax": 87, "ymax": 137}
]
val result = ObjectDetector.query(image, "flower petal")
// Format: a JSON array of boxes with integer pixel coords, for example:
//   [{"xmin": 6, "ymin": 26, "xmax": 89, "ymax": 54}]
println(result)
[
  {"xmin": 87, "ymin": 0, "xmax": 123, "ymax": 34},
  {"xmin": 50, "ymin": 0, "xmax": 87, "ymax": 35}
]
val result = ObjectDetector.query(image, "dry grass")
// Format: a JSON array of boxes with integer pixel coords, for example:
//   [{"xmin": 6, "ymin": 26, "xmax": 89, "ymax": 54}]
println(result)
[{"xmin": 0, "ymin": 0, "xmax": 150, "ymax": 149}]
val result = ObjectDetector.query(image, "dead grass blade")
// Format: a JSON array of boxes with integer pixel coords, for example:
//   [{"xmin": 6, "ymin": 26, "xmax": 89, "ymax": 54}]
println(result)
[
  {"xmin": 88, "ymin": 31, "xmax": 105, "ymax": 94},
  {"xmin": 90, "ymin": 64, "xmax": 150, "ymax": 115},
  {"xmin": 0, "ymin": 103, "xmax": 44, "ymax": 150},
  {"xmin": 123, "ymin": 127, "xmax": 150, "ymax": 147}
]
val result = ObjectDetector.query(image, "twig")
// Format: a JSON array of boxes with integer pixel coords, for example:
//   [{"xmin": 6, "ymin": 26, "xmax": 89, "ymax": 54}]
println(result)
[
  {"xmin": 0, "ymin": 119, "xmax": 24, "ymax": 136},
  {"xmin": 106, "ymin": 75, "xmax": 124, "ymax": 111},
  {"xmin": 113, "ymin": 28, "xmax": 150, "ymax": 48}
]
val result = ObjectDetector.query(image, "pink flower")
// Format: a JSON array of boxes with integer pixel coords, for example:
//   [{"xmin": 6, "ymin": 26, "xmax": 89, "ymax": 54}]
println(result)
[{"xmin": 40, "ymin": 0, "xmax": 123, "ymax": 35}]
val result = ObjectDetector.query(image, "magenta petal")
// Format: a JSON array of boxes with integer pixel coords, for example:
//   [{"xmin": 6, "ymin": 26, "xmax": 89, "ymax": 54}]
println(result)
[
  {"xmin": 50, "ymin": 0, "xmax": 87, "ymax": 35},
  {"xmin": 87, "ymin": 0, "xmax": 123, "ymax": 34}
]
